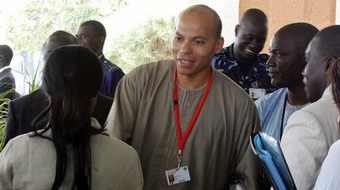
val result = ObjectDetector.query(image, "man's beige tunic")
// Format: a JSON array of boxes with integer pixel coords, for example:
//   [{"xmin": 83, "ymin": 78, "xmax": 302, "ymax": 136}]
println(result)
[{"xmin": 106, "ymin": 60, "xmax": 260, "ymax": 190}]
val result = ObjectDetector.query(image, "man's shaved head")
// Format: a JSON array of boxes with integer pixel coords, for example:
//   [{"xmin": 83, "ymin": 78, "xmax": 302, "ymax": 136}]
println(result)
[
  {"xmin": 275, "ymin": 22, "xmax": 319, "ymax": 54},
  {"xmin": 171, "ymin": 4, "xmax": 224, "ymax": 82},
  {"xmin": 233, "ymin": 8, "xmax": 268, "ymax": 63},
  {"xmin": 313, "ymin": 25, "xmax": 340, "ymax": 58},
  {"xmin": 304, "ymin": 25, "xmax": 340, "ymax": 102},
  {"xmin": 177, "ymin": 4, "xmax": 222, "ymax": 39},
  {"xmin": 43, "ymin": 30, "xmax": 78, "ymax": 61},
  {"xmin": 267, "ymin": 22, "xmax": 318, "ymax": 88},
  {"xmin": 45, "ymin": 31, "xmax": 78, "ymax": 46},
  {"xmin": 240, "ymin": 8, "xmax": 268, "ymax": 26}
]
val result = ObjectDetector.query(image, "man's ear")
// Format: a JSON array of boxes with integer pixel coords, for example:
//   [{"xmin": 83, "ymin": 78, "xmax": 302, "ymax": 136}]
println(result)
[
  {"xmin": 215, "ymin": 37, "xmax": 224, "ymax": 54},
  {"xmin": 0, "ymin": 55, "xmax": 3, "ymax": 62},
  {"xmin": 325, "ymin": 56, "xmax": 337, "ymax": 73},
  {"xmin": 96, "ymin": 36, "xmax": 105, "ymax": 49},
  {"xmin": 235, "ymin": 24, "xmax": 240, "ymax": 37}
]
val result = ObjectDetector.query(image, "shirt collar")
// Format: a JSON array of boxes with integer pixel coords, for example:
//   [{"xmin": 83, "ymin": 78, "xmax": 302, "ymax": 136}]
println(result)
[
  {"xmin": 91, "ymin": 117, "xmax": 102, "ymax": 129},
  {"xmin": 322, "ymin": 86, "xmax": 331, "ymax": 97},
  {"xmin": 0, "ymin": 66, "xmax": 11, "ymax": 73}
]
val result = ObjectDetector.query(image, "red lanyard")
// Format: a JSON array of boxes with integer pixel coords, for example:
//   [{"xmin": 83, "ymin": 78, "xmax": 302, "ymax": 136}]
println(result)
[{"xmin": 173, "ymin": 66, "xmax": 213, "ymax": 167}]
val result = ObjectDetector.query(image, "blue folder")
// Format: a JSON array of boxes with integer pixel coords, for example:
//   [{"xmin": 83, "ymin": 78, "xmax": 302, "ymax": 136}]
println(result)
[{"xmin": 250, "ymin": 132, "xmax": 297, "ymax": 190}]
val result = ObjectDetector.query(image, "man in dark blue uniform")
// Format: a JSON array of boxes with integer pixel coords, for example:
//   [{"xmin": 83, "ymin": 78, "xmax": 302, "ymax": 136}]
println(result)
[
  {"xmin": 213, "ymin": 8, "xmax": 276, "ymax": 100},
  {"xmin": 76, "ymin": 20, "xmax": 125, "ymax": 98}
]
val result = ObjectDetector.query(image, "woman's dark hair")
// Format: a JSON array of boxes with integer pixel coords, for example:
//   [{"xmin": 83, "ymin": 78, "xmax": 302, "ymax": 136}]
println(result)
[
  {"xmin": 33, "ymin": 45, "xmax": 103, "ymax": 189},
  {"xmin": 329, "ymin": 58, "xmax": 340, "ymax": 110}
]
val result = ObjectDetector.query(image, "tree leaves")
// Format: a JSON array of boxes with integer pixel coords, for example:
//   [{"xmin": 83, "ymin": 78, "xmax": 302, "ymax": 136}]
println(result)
[
  {"xmin": 108, "ymin": 17, "xmax": 175, "ymax": 73},
  {"xmin": 5, "ymin": 0, "xmax": 127, "ymax": 53}
]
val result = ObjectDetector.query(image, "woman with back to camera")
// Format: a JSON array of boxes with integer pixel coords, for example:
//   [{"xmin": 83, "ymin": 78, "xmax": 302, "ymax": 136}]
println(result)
[
  {"xmin": 0, "ymin": 45, "xmax": 143, "ymax": 189},
  {"xmin": 313, "ymin": 58, "xmax": 340, "ymax": 189}
]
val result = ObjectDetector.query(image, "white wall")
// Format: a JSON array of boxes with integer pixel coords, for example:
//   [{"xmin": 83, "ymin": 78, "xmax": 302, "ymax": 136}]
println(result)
[{"xmin": 200, "ymin": 0, "xmax": 239, "ymax": 46}]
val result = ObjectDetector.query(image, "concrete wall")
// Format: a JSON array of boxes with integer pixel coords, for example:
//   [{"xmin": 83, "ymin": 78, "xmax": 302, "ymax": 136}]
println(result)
[
  {"xmin": 239, "ymin": 0, "xmax": 337, "ymax": 53},
  {"xmin": 337, "ymin": 0, "xmax": 340, "ymax": 24}
]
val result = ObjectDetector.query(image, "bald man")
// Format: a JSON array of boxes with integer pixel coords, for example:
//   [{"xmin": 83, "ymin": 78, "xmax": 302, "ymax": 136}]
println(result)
[
  {"xmin": 213, "ymin": 8, "xmax": 276, "ymax": 100},
  {"xmin": 281, "ymin": 25, "xmax": 340, "ymax": 190},
  {"xmin": 106, "ymin": 5, "xmax": 260, "ymax": 190},
  {"xmin": 42, "ymin": 30, "xmax": 78, "ymax": 61},
  {"xmin": 4, "ymin": 31, "xmax": 113, "ymax": 146},
  {"xmin": 255, "ymin": 23, "xmax": 319, "ymax": 141}
]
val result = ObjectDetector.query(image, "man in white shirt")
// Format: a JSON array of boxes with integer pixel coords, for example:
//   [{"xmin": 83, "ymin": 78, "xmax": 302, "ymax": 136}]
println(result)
[{"xmin": 281, "ymin": 25, "xmax": 340, "ymax": 190}]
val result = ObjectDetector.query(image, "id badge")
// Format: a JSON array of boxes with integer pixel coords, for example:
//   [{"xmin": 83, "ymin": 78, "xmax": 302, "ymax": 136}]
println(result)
[
  {"xmin": 165, "ymin": 166, "xmax": 191, "ymax": 185},
  {"xmin": 249, "ymin": 88, "xmax": 266, "ymax": 99}
]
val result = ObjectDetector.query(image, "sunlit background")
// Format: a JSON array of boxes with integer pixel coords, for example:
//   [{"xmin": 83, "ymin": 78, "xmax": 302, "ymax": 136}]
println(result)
[
  {"xmin": 2, "ymin": 0, "xmax": 340, "ymax": 95},
  {"xmin": 0, "ymin": 0, "xmax": 239, "ymax": 95}
]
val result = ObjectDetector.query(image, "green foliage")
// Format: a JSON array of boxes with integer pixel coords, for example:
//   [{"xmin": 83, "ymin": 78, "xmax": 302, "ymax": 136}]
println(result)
[
  {"xmin": 108, "ymin": 17, "xmax": 175, "ymax": 73},
  {"xmin": 28, "ymin": 74, "xmax": 41, "ymax": 93},
  {"xmin": 4, "ymin": 0, "xmax": 176, "ymax": 93},
  {"xmin": 0, "ymin": 101, "xmax": 9, "ymax": 152},
  {"xmin": 5, "ymin": 0, "xmax": 128, "ymax": 95},
  {"xmin": 5, "ymin": 0, "xmax": 127, "ymax": 52},
  {"xmin": 0, "ymin": 91, "xmax": 11, "ymax": 152},
  {"xmin": 25, "ymin": 62, "xmax": 42, "ymax": 93}
]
